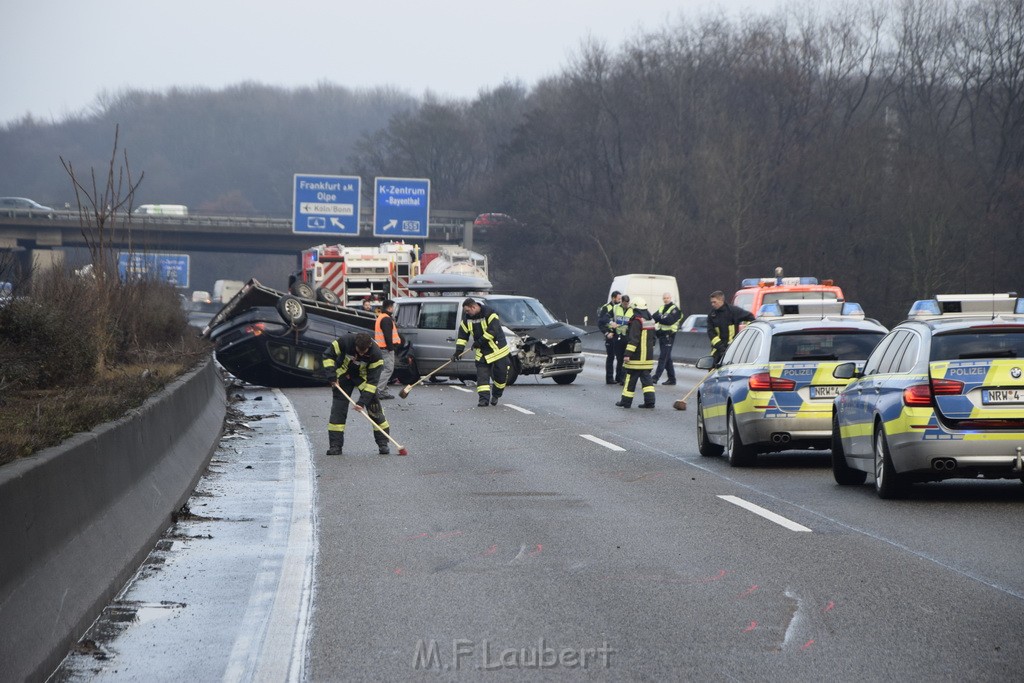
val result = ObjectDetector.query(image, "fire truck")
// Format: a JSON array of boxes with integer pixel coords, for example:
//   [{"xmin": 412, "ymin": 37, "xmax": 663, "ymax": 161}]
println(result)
[{"xmin": 293, "ymin": 242, "xmax": 421, "ymax": 306}]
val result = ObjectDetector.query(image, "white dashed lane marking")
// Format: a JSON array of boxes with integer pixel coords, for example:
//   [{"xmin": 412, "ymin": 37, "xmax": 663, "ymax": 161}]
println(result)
[
  {"xmin": 580, "ymin": 434, "xmax": 626, "ymax": 452},
  {"xmin": 504, "ymin": 404, "xmax": 535, "ymax": 415},
  {"xmin": 718, "ymin": 495, "xmax": 812, "ymax": 532}
]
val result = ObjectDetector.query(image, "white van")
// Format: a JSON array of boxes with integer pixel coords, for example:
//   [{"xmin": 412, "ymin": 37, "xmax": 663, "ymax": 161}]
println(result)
[
  {"xmin": 134, "ymin": 204, "xmax": 188, "ymax": 217},
  {"xmin": 608, "ymin": 274, "xmax": 679, "ymax": 310},
  {"xmin": 213, "ymin": 279, "xmax": 245, "ymax": 304}
]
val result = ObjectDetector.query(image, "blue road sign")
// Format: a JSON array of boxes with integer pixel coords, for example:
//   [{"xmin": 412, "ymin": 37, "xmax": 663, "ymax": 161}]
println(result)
[
  {"xmin": 373, "ymin": 177, "xmax": 430, "ymax": 239},
  {"xmin": 117, "ymin": 252, "xmax": 190, "ymax": 288},
  {"xmin": 293, "ymin": 174, "xmax": 361, "ymax": 235}
]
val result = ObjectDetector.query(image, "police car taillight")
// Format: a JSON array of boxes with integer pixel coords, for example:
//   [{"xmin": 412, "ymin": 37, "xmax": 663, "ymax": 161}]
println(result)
[
  {"xmin": 903, "ymin": 378, "xmax": 964, "ymax": 406},
  {"xmin": 749, "ymin": 372, "xmax": 796, "ymax": 391}
]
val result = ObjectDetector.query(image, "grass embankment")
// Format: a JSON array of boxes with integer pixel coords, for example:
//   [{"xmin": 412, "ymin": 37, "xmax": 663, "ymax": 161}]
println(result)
[{"xmin": 0, "ymin": 268, "xmax": 210, "ymax": 466}]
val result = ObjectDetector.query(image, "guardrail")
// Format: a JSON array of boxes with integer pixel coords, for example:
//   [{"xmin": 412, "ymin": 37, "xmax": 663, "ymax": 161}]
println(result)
[{"xmin": 0, "ymin": 358, "xmax": 226, "ymax": 682}]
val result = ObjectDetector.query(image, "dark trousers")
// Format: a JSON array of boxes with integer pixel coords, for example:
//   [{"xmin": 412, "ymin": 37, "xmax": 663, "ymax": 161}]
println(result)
[
  {"xmin": 604, "ymin": 337, "xmax": 616, "ymax": 381},
  {"xmin": 476, "ymin": 357, "xmax": 510, "ymax": 399},
  {"xmin": 653, "ymin": 333, "xmax": 676, "ymax": 382},
  {"xmin": 328, "ymin": 379, "xmax": 389, "ymax": 449},
  {"xmin": 613, "ymin": 336, "xmax": 627, "ymax": 382},
  {"xmin": 620, "ymin": 368, "xmax": 655, "ymax": 407}
]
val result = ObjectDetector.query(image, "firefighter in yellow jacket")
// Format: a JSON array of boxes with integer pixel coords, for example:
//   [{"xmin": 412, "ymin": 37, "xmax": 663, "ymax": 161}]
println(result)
[
  {"xmin": 452, "ymin": 298, "xmax": 511, "ymax": 407},
  {"xmin": 321, "ymin": 332, "xmax": 392, "ymax": 455},
  {"xmin": 615, "ymin": 297, "xmax": 657, "ymax": 409}
]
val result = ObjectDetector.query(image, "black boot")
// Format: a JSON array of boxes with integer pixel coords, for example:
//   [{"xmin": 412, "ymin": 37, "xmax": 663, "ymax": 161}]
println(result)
[
  {"xmin": 478, "ymin": 395, "xmax": 490, "ymax": 407},
  {"xmin": 615, "ymin": 399, "xmax": 631, "ymax": 408},
  {"xmin": 326, "ymin": 432, "xmax": 344, "ymax": 456},
  {"xmin": 638, "ymin": 402, "xmax": 655, "ymax": 409}
]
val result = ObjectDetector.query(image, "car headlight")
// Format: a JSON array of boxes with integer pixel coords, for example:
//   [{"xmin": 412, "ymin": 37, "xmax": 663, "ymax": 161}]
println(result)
[{"xmin": 573, "ymin": 340, "xmax": 582, "ymax": 353}]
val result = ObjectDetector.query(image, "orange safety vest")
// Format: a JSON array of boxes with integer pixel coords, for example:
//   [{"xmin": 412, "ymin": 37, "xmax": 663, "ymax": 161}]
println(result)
[{"xmin": 374, "ymin": 312, "xmax": 401, "ymax": 349}]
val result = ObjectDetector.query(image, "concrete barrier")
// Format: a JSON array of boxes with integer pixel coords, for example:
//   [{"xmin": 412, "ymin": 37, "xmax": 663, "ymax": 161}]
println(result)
[
  {"xmin": 0, "ymin": 358, "xmax": 226, "ymax": 682},
  {"xmin": 580, "ymin": 326, "xmax": 711, "ymax": 363}
]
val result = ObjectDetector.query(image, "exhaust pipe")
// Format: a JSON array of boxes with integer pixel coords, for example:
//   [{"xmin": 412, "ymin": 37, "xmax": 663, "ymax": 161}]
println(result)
[
  {"xmin": 770, "ymin": 433, "xmax": 791, "ymax": 444},
  {"xmin": 931, "ymin": 458, "xmax": 958, "ymax": 471}
]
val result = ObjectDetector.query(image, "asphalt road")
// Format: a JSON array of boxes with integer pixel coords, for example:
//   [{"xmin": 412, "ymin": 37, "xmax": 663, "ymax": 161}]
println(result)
[
  {"xmin": 53, "ymin": 353, "xmax": 1024, "ymax": 681},
  {"xmin": 287, "ymin": 356, "xmax": 1024, "ymax": 681}
]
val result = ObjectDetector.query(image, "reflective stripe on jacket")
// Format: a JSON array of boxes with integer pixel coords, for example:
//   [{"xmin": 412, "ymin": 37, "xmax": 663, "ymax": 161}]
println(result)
[
  {"xmin": 322, "ymin": 335, "xmax": 384, "ymax": 395},
  {"xmin": 455, "ymin": 304, "xmax": 510, "ymax": 364},
  {"xmin": 655, "ymin": 303, "xmax": 682, "ymax": 333},
  {"xmin": 624, "ymin": 311, "xmax": 656, "ymax": 370},
  {"xmin": 374, "ymin": 312, "xmax": 401, "ymax": 349}
]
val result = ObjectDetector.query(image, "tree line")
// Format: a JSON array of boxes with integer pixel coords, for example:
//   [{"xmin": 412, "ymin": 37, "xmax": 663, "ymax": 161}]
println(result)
[{"xmin": 3, "ymin": 0, "xmax": 1022, "ymax": 325}]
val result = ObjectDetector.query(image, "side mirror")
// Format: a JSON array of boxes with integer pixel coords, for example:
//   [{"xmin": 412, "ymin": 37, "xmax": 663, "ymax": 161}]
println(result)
[
  {"xmin": 696, "ymin": 355, "xmax": 717, "ymax": 370},
  {"xmin": 833, "ymin": 362, "xmax": 859, "ymax": 380}
]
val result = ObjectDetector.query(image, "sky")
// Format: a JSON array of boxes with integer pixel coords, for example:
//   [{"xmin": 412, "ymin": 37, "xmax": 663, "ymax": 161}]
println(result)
[{"xmin": 2, "ymin": 0, "xmax": 793, "ymax": 126}]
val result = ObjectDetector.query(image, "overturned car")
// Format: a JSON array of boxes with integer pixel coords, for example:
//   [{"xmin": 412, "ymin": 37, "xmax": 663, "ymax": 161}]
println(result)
[
  {"xmin": 201, "ymin": 279, "xmax": 414, "ymax": 388},
  {"xmin": 393, "ymin": 275, "xmax": 586, "ymax": 384}
]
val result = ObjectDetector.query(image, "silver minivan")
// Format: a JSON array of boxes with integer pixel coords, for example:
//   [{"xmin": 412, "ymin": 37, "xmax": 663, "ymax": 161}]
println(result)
[{"xmin": 393, "ymin": 276, "xmax": 585, "ymax": 384}]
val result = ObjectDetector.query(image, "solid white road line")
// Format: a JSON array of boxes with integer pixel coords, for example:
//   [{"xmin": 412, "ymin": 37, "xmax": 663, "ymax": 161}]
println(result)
[
  {"xmin": 717, "ymin": 495, "xmax": 812, "ymax": 532},
  {"xmin": 451, "ymin": 386, "xmax": 474, "ymax": 393},
  {"xmin": 504, "ymin": 404, "xmax": 535, "ymax": 415},
  {"xmin": 580, "ymin": 434, "xmax": 626, "ymax": 452}
]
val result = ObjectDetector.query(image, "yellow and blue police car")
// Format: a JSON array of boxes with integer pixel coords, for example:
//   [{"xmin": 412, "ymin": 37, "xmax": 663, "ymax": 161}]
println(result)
[
  {"xmin": 831, "ymin": 293, "xmax": 1024, "ymax": 498},
  {"xmin": 695, "ymin": 300, "xmax": 887, "ymax": 467}
]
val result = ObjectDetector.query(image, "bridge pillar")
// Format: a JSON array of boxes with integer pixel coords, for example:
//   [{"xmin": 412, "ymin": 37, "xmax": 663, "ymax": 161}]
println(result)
[{"xmin": 28, "ymin": 248, "xmax": 65, "ymax": 277}]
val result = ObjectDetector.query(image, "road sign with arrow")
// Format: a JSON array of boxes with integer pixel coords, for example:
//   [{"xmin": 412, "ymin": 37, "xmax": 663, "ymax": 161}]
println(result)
[
  {"xmin": 293, "ymin": 173, "xmax": 361, "ymax": 236},
  {"xmin": 373, "ymin": 177, "xmax": 430, "ymax": 239}
]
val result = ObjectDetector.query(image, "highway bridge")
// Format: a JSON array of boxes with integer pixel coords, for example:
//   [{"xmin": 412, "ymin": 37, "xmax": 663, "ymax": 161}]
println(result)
[{"xmin": 0, "ymin": 208, "xmax": 480, "ymax": 274}]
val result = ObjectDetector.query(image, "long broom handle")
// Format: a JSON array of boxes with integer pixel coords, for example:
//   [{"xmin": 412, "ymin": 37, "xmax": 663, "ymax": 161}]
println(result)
[
  {"xmin": 333, "ymin": 382, "xmax": 405, "ymax": 451},
  {"xmin": 405, "ymin": 358, "xmax": 453, "ymax": 391},
  {"xmin": 680, "ymin": 371, "xmax": 712, "ymax": 403}
]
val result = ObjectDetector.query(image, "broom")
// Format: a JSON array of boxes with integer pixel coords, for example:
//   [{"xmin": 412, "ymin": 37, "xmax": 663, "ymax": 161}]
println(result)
[{"xmin": 333, "ymin": 382, "xmax": 409, "ymax": 455}]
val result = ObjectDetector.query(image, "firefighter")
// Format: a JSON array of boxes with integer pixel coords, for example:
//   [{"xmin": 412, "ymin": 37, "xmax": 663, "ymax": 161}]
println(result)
[
  {"xmin": 707, "ymin": 290, "xmax": 754, "ymax": 366},
  {"xmin": 616, "ymin": 297, "xmax": 656, "ymax": 408},
  {"xmin": 452, "ymin": 298, "xmax": 511, "ymax": 407},
  {"xmin": 613, "ymin": 294, "xmax": 634, "ymax": 384},
  {"xmin": 322, "ymin": 332, "xmax": 392, "ymax": 455},
  {"xmin": 597, "ymin": 290, "xmax": 623, "ymax": 384},
  {"xmin": 651, "ymin": 291, "xmax": 682, "ymax": 385},
  {"xmin": 374, "ymin": 298, "xmax": 401, "ymax": 400}
]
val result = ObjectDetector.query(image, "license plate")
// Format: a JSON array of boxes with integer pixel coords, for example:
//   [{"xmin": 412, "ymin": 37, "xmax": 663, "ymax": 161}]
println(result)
[
  {"xmin": 982, "ymin": 389, "xmax": 1024, "ymax": 404},
  {"xmin": 810, "ymin": 385, "xmax": 843, "ymax": 399}
]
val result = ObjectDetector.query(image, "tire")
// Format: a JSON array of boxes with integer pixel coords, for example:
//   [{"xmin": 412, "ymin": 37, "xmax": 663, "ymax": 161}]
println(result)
[
  {"xmin": 873, "ymin": 423, "xmax": 905, "ymax": 499},
  {"xmin": 289, "ymin": 281, "xmax": 315, "ymax": 300},
  {"xmin": 276, "ymin": 295, "xmax": 307, "ymax": 328},
  {"xmin": 553, "ymin": 372, "xmax": 577, "ymax": 385},
  {"xmin": 315, "ymin": 287, "xmax": 341, "ymax": 305},
  {"xmin": 832, "ymin": 414, "xmax": 866, "ymax": 485},
  {"xmin": 726, "ymin": 405, "xmax": 757, "ymax": 467},
  {"xmin": 697, "ymin": 397, "xmax": 724, "ymax": 457}
]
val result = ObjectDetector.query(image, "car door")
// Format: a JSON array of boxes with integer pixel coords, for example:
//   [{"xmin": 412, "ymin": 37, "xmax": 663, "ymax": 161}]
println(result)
[
  {"xmin": 843, "ymin": 331, "xmax": 907, "ymax": 457},
  {"xmin": 702, "ymin": 329, "xmax": 758, "ymax": 438},
  {"xmin": 402, "ymin": 300, "xmax": 462, "ymax": 376}
]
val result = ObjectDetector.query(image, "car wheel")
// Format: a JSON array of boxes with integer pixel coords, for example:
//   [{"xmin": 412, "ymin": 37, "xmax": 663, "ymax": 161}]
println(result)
[
  {"xmin": 276, "ymin": 295, "xmax": 308, "ymax": 328},
  {"xmin": 832, "ymin": 414, "xmax": 866, "ymax": 485},
  {"xmin": 698, "ymin": 396, "xmax": 724, "ymax": 457},
  {"xmin": 553, "ymin": 373, "xmax": 577, "ymax": 385},
  {"xmin": 289, "ymin": 281, "xmax": 315, "ymax": 300},
  {"xmin": 726, "ymin": 405, "xmax": 756, "ymax": 467},
  {"xmin": 315, "ymin": 287, "xmax": 341, "ymax": 305},
  {"xmin": 874, "ymin": 423, "xmax": 905, "ymax": 499}
]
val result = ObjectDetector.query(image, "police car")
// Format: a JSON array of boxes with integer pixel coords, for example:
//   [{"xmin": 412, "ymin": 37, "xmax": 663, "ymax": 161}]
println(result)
[
  {"xmin": 831, "ymin": 293, "xmax": 1024, "ymax": 498},
  {"xmin": 695, "ymin": 300, "xmax": 887, "ymax": 467}
]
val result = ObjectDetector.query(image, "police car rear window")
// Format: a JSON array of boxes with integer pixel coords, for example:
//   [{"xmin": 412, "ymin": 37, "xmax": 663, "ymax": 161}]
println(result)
[
  {"xmin": 769, "ymin": 331, "xmax": 885, "ymax": 362},
  {"xmin": 929, "ymin": 330, "xmax": 1024, "ymax": 361}
]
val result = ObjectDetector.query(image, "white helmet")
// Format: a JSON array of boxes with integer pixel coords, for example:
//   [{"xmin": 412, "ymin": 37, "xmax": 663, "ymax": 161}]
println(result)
[{"xmin": 631, "ymin": 296, "xmax": 648, "ymax": 310}]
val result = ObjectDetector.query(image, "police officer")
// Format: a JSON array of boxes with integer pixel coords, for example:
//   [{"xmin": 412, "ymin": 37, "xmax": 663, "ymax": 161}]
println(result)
[
  {"xmin": 322, "ymin": 332, "xmax": 393, "ymax": 456},
  {"xmin": 651, "ymin": 291, "xmax": 682, "ymax": 385},
  {"xmin": 374, "ymin": 299, "xmax": 401, "ymax": 399},
  {"xmin": 707, "ymin": 290, "xmax": 754, "ymax": 366},
  {"xmin": 613, "ymin": 294, "xmax": 633, "ymax": 384},
  {"xmin": 615, "ymin": 297, "xmax": 656, "ymax": 408},
  {"xmin": 597, "ymin": 290, "xmax": 623, "ymax": 384},
  {"xmin": 452, "ymin": 298, "xmax": 511, "ymax": 407}
]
